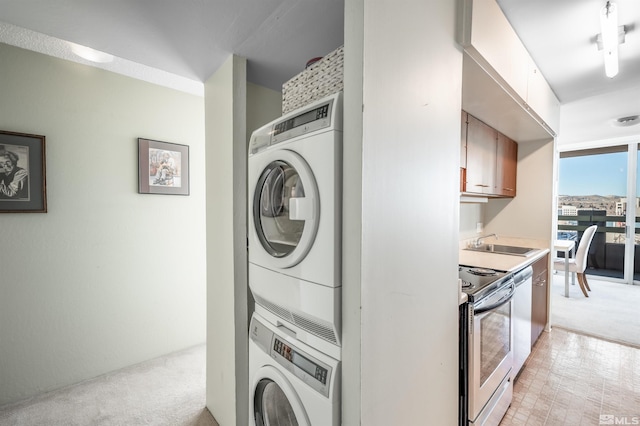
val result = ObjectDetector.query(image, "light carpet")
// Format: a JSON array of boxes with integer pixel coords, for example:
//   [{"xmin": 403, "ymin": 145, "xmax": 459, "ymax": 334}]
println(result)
[
  {"xmin": 0, "ymin": 344, "xmax": 219, "ymax": 426},
  {"xmin": 550, "ymin": 272, "xmax": 640, "ymax": 348}
]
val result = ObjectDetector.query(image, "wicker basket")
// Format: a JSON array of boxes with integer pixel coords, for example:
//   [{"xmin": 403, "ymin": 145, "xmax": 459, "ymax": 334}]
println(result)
[{"xmin": 282, "ymin": 45, "xmax": 344, "ymax": 114}]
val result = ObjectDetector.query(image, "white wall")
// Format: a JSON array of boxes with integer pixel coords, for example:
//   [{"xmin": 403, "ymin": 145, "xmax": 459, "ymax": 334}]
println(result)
[
  {"xmin": 460, "ymin": 202, "xmax": 485, "ymax": 241},
  {"xmin": 359, "ymin": 0, "xmax": 462, "ymax": 423},
  {"xmin": 205, "ymin": 55, "xmax": 248, "ymax": 426},
  {"xmin": 342, "ymin": 0, "xmax": 364, "ymax": 423},
  {"xmin": 0, "ymin": 43, "xmax": 207, "ymax": 406},
  {"xmin": 205, "ymin": 61, "xmax": 282, "ymax": 426},
  {"xmin": 484, "ymin": 139, "xmax": 554, "ymax": 242},
  {"xmin": 246, "ymin": 82, "xmax": 283, "ymax": 143}
]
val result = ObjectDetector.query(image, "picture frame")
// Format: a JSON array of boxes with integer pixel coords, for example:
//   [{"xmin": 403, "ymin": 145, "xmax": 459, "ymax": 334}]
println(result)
[
  {"xmin": 138, "ymin": 138, "xmax": 190, "ymax": 196},
  {"xmin": 0, "ymin": 130, "xmax": 47, "ymax": 213}
]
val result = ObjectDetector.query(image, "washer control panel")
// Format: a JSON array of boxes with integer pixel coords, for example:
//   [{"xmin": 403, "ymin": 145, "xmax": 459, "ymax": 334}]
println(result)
[{"xmin": 250, "ymin": 315, "xmax": 333, "ymax": 397}]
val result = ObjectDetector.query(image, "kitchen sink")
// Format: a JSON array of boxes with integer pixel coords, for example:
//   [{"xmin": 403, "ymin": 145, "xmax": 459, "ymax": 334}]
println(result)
[{"xmin": 464, "ymin": 244, "xmax": 536, "ymax": 257}]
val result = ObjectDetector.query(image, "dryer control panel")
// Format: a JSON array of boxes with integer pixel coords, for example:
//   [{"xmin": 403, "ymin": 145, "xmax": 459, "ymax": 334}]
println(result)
[
  {"xmin": 249, "ymin": 92, "xmax": 342, "ymax": 155},
  {"xmin": 272, "ymin": 103, "xmax": 329, "ymax": 137}
]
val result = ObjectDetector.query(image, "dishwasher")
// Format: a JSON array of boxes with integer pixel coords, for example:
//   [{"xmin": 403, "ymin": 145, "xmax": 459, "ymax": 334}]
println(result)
[{"xmin": 512, "ymin": 265, "xmax": 533, "ymax": 380}]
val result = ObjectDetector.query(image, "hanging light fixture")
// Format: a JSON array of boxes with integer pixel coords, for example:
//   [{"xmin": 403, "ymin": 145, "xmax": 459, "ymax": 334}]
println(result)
[{"xmin": 599, "ymin": 1, "xmax": 621, "ymax": 78}]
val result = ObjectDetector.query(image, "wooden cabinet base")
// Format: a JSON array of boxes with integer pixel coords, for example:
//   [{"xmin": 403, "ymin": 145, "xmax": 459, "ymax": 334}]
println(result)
[{"xmin": 531, "ymin": 254, "xmax": 549, "ymax": 347}]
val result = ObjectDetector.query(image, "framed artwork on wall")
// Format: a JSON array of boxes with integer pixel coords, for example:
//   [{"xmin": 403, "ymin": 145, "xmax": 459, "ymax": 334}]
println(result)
[
  {"xmin": 0, "ymin": 130, "xmax": 47, "ymax": 213},
  {"xmin": 138, "ymin": 138, "xmax": 190, "ymax": 196}
]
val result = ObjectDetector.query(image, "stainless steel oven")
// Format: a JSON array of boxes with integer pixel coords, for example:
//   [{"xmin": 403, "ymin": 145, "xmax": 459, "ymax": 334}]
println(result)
[{"xmin": 459, "ymin": 266, "xmax": 515, "ymax": 426}]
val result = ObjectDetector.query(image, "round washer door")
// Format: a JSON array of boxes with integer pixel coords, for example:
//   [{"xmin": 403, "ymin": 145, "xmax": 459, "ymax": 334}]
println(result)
[
  {"xmin": 252, "ymin": 149, "xmax": 319, "ymax": 268},
  {"xmin": 251, "ymin": 365, "xmax": 310, "ymax": 426}
]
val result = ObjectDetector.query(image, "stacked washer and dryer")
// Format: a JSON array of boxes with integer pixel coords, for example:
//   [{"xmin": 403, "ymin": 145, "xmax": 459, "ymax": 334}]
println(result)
[{"xmin": 247, "ymin": 92, "xmax": 343, "ymax": 426}]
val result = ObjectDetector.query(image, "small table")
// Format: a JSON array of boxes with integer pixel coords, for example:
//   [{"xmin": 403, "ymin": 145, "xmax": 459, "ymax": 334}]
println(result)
[{"xmin": 554, "ymin": 240, "xmax": 576, "ymax": 297}]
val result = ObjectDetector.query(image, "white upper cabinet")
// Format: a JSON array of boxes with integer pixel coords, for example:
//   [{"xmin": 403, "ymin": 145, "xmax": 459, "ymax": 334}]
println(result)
[
  {"xmin": 525, "ymin": 60, "xmax": 560, "ymax": 134},
  {"xmin": 460, "ymin": 0, "xmax": 559, "ymax": 136},
  {"xmin": 462, "ymin": 0, "xmax": 529, "ymax": 101}
]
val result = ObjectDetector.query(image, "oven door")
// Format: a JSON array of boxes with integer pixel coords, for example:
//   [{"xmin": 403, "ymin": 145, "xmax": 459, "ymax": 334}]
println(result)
[{"xmin": 468, "ymin": 282, "xmax": 514, "ymax": 424}]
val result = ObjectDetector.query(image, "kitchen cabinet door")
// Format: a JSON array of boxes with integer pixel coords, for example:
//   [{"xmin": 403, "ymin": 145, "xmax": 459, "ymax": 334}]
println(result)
[
  {"xmin": 495, "ymin": 133, "xmax": 517, "ymax": 197},
  {"xmin": 526, "ymin": 62, "xmax": 560, "ymax": 134},
  {"xmin": 460, "ymin": 0, "xmax": 530, "ymax": 101},
  {"xmin": 531, "ymin": 254, "xmax": 549, "ymax": 347},
  {"xmin": 460, "ymin": 0, "xmax": 560, "ymax": 137},
  {"xmin": 461, "ymin": 111, "xmax": 468, "ymax": 192},
  {"xmin": 464, "ymin": 114, "xmax": 496, "ymax": 194},
  {"xmin": 461, "ymin": 111, "xmax": 468, "ymax": 169}
]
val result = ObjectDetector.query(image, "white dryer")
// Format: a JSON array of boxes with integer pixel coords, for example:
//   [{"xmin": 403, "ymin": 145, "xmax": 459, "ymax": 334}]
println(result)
[
  {"xmin": 249, "ymin": 312, "xmax": 340, "ymax": 426},
  {"xmin": 248, "ymin": 92, "xmax": 342, "ymax": 358}
]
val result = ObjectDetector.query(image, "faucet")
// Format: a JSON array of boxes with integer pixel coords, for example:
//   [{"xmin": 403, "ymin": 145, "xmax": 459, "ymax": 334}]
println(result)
[{"xmin": 472, "ymin": 233, "xmax": 498, "ymax": 248}]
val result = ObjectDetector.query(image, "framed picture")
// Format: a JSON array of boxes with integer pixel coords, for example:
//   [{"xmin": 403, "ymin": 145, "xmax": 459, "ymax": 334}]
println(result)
[
  {"xmin": 0, "ymin": 130, "xmax": 47, "ymax": 213},
  {"xmin": 138, "ymin": 138, "xmax": 189, "ymax": 196}
]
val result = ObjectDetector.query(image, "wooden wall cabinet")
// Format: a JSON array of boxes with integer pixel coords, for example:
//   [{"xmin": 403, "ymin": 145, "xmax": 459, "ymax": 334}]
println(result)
[
  {"xmin": 464, "ymin": 114, "xmax": 497, "ymax": 195},
  {"xmin": 461, "ymin": 112, "xmax": 517, "ymax": 197},
  {"xmin": 495, "ymin": 133, "xmax": 517, "ymax": 197},
  {"xmin": 531, "ymin": 253, "xmax": 549, "ymax": 346}
]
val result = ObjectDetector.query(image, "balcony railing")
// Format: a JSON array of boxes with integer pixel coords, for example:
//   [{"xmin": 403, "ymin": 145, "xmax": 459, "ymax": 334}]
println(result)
[{"xmin": 557, "ymin": 213, "xmax": 640, "ymax": 279}]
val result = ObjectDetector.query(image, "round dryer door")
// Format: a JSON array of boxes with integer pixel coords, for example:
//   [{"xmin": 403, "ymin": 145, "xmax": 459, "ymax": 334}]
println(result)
[
  {"xmin": 252, "ymin": 149, "xmax": 319, "ymax": 268},
  {"xmin": 252, "ymin": 367, "xmax": 310, "ymax": 426}
]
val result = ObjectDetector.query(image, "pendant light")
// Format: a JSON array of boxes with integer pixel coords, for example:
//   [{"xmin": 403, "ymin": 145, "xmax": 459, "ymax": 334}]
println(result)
[{"xmin": 600, "ymin": 1, "xmax": 620, "ymax": 78}]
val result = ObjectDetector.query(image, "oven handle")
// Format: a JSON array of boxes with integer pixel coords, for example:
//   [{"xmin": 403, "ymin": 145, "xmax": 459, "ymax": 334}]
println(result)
[{"xmin": 474, "ymin": 282, "xmax": 515, "ymax": 315}]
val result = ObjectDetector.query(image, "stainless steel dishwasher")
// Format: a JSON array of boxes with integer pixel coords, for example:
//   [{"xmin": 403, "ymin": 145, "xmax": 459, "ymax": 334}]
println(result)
[{"xmin": 512, "ymin": 265, "xmax": 533, "ymax": 380}]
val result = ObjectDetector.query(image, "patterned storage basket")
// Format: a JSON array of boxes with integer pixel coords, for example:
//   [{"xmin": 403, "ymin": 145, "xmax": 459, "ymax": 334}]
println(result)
[{"xmin": 282, "ymin": 45, "xmax": 344, "ymax": 114}]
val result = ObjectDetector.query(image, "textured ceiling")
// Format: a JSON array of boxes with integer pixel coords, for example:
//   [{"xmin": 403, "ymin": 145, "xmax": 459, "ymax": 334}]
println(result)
[
  {"xmin": 0, "ymin": 0, "xmax": 638, "ymax": 106},
  {"xmin": 0, "ymin": 0, "xmax": 344, "ymax": 92}
]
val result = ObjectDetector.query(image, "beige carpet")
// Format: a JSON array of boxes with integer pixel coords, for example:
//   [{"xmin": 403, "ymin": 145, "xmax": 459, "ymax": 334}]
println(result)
[
  {"xmin": 0, "ymin": 344, "xmax": 219, "ymax": 426},
  {"xmin": 550, "ymin": 272, "xmax": 640, "ymax": 348}
]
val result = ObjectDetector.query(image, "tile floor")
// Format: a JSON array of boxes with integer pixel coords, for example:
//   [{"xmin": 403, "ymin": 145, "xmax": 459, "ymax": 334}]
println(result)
[{"xmin": 500, "ymin": 327, "xmax": 640, "ymax": 426}]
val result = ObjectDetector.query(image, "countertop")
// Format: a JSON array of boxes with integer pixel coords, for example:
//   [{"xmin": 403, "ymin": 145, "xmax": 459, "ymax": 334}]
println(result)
[
  {"xmin": 458, "ymin": 236, "xmax": 551, "ymax": 305},
  {"xmin": 458, "ymin": 280, "xmax": 468, "ymax": 305},
  {"xmin": 458, "ymin": 245, "xmax": 549, "ymax": 305},
  {"xmin": 459, "ymin": 247, "xmax": 550, "ymax": 273}
]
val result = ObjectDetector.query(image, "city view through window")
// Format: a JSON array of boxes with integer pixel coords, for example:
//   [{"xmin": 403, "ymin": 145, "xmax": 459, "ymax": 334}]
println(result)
[{"xmin": 558, "ymin": 148, "xmax": 639, "ymax": 281}]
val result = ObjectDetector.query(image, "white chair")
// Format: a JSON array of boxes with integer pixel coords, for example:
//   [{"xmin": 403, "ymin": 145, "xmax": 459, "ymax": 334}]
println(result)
[{"xmin": 553, "ymin": 225, "xmax": 598, "ymax": 297}]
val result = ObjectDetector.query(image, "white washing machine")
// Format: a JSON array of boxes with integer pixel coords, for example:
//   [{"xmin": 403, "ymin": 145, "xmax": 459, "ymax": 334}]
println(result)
[
  {"xmin": 248, "ymin": 92, "xmax": 342, "ymax": 358},
  {"xmin": 249, "ymin": 312, "xmax": 340, "ymax": 426}
]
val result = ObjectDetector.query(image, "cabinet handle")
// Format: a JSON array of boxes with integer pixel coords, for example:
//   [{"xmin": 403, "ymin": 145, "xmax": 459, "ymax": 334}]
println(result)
[
  {"xmin": 474, "ymin": 184, "xmax": 490, "ymax": 188},
  {"xmin": 535, "ymin": 279, "xmax": 546, "ymax": 287},
  {"xmin": 503, "ymin": 188, "xmax": 514, "ymax": 191}
]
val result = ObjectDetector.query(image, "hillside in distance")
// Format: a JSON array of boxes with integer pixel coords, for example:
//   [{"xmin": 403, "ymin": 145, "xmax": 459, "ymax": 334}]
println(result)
[{"xmin": 558, "ymin": 194, "xmax": 624, "ymax": 216}]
